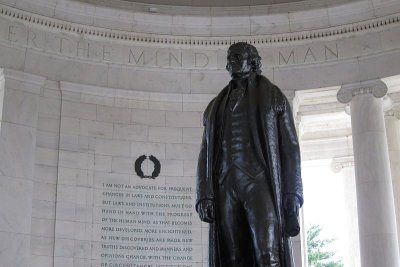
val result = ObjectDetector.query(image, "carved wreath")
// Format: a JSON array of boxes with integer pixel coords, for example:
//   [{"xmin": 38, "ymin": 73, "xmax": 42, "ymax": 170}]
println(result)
[{"xmin": 134, "ymin": 155, "xmax": 161, "ymax": 179}]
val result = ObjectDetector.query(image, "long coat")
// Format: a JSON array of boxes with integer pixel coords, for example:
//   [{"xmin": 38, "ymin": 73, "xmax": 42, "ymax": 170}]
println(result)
[{"xmin": 196, "ymin": 73, "xmax": 304, "ymax": 267}]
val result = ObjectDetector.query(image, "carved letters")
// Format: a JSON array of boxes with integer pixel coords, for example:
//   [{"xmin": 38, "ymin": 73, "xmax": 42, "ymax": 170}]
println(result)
[{"xmin": 2, "ymin": 21, "xmax": 341, "ymax": 69}]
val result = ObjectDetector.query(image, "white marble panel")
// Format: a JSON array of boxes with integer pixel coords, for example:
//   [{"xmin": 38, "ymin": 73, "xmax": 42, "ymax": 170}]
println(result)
[
  {"xmin": 0, "ymin": 232, "xmax": 30, "ymax": 267},
  {"xmin": 184, "ymin": 160, "xmax": 197, "ymax": 177},
  {"xmin": 108, "ymin": 64, "xmax": 191, "ymax": 93},
  {"xmin": 289, "ymin": 5, "xmax": 330, "ymax": 31},
  {"xmin": 38, "ymin": 116, "xmax": 61, "ymax": 133},
  {"xmin": 79, "ymin": 119, "xmax": 113, "ymax": 138},
  {"xmin": 95, "ymin": 138, "xmax": 131, "ymax": 156},
  {"xmin": 92, "ymin": 155, "xmax": 112, "ymax": 172},
  {"xmin": 166, "ymin": 111, "xmax": 201, "ymax": 128},
  {"xmin": 148, "ymin": 100, "xmax": 183, "ymax": 111},
  {"xmin": 132, "ymin": 12, "xmax": 172, "ymax": 34},
  {"xmin": 30, "ymin": 255, "xmax": 53, "ymax": 267},
  {"xmin": 24, "ymin": 50, "xmax": 109, "ymax": 87},
  {"xmin": 93, "ymin": 6, "xmax": 134, "ymax": 31},
  {"xmin": 62, "ymin": 101, "xmax": 96, "ymax": 120},
  {"xmin": 190, "ymin": 71, "xmax": 229, "ymax": 94},
  {"xmin": 113, "ymin": 123, "xmax": 148, "ymax": 141},
  {"xmin": 15, "ymin": 0, "xmax": 57, "ymax": 20},
  {"xmin": 273, "ymin": 58, "xmax": 361, "ymax": 90},
  {"xmin": 115, "ymin": 98, "xmax": 149, "ymax": 109},
  {"xmin": 111, "ymin": 156, "xmax": 133, "ymax": 174},
  {"xmin": 250, "ymin": 13, "xmax": 290, "ymax": 35},
  {"xmin": 2, "ymin": 88, "xmax": 39, "ymax": 127},
  {"xmin": 34, "ymin": 165, "xmax": 58, "ymax": 184},
  {"xmin": 54, "ymin": 0, "xmax": 95, "ymax": 25},
  {"xmin": 57, "ymin": 185, "xmax": 76, "ymax": 204},
  {"xmin": 159, "ymin": 159, "xmax": 184, "ymax": 176},
  {"xmin": 35, "ymin": 148, "xmax": 59, "ymax": 167},
  {"xmin": 183, "ymin": 102, "xmax": 209, "ymax": 112},
  {"xmin": 0, "ymin": 42, "xmax": 26, "ymax": 71},
  {"xmin": 74, "ymin": 240, "xmax": 91, "ymax": 258},
  {"xmin": 36, "ymin": 130, "xmax": 59, "ymax": 149},
  {"xmin": 372, "ymin": 0, "xmax": 400, "ymax": 16},
  {"xmin": 211, "ymin": 15, "xmax": 251, "ymax": 36},
  {"xmin": 148, "ymin": 126, "xmax": 182, "ymax": 143},
  {"xmin": 33, "ymin": 181, "xmax": 56, "ymax": 202},
  {"xmin": 30, "ymin": 236, "xmax": 54, "ymax": 256},
  {"xmin": 131, "ymin": 141, "xmax": 166, "ymax": 159},
  {"xmin": 131, "ymin": 109, "xmax": 166, "ymax": 126},
  {"xmin": 32, "ymin": 199, "xmax": 55, "ymax": 220},
  {"xmin": 327, "ymin": 0, "xmax": 375, "ymax": 26},
  {"xmin": 96, "ymin": 105, "xmax": 131, "ymax": 124},
  {"xmin": 165, "ymin": 175, "xmax": 195, "ymax": 186},
  {"xmin": 53, "ymin": 257, "xmax": 73, "ymax": 267},
  {"xmin": 380, "ymin": 27, "xmax": 400, "ymax": 51},
  {"xmin": 54, "ymin": 238, "xmax": 74, "ymax": 257},
  {"xmin": 0, "ymin": 122, "xmax": 36, "ymax": 179},
  {"xmin": 183, "ymin": 128, "xmax": 203, "ymax": 144},
  {"xmin": 60, "ymin": 117, "xmax": 79, "ymax": 135},
  {"xmin": 166, "ymin": 143, "xmax": 200, "ymax": 160},
  {"xmin": 59, "ymin": 150, "xmax": 88, "ymax": 169},
  {"xmin": 358, "ymin": 50, "xmax": 400, "ymax": 82},
  {"xmin": 0, "ymin": 175, "xmax": 33, "ymax": 234},
  {"xmin": 81, "ymin": 93, "xmax": 114, "ymax": 106},
  {"xmin": 39, "ymin": 96, "xmax": 61, "ymax": 119},
  {"xmin": 31, "ymin": 218, "xmax": 54, "ymax": 237},
  {"xmin": 171, "ymin": 15, "xmax": 212, "ymax": 36}
]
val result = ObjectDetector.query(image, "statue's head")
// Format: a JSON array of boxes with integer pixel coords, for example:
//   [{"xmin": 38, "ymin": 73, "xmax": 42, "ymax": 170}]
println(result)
[{"xmin": 226, "ymin": 42, "xmax": 262, "ymax": 79}]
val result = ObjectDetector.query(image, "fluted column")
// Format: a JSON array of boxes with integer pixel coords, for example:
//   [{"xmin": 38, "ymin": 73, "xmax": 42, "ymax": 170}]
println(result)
[
  {"xmin": 337, "ymin": 80, "xmax": 400, "ymax": 267},
  {"xmin": 385, "ymin": 110, "xmax": 400, "ymax": 252},
  {"xmin": 331, "ymin": 157, "xmax": 360, "ymax": 267}
]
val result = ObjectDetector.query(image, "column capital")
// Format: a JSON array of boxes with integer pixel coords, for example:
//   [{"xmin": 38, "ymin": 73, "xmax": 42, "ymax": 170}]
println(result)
[
  {"xmin": 337, "ymin": 79, "xmax": 388, "ymax": 104},
  {"xmin": 385, "ymin": 110, "xmax": 400, "ymax": 120},
  {"xmin": 331, "ymin": 156, "xmax": 355, "ymax": 173}
]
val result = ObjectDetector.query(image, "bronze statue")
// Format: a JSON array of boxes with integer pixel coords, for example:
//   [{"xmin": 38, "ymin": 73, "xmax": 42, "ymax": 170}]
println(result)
[{"xmin": 196, "ymin": 42, "xmax": 303, "ymax": 267}]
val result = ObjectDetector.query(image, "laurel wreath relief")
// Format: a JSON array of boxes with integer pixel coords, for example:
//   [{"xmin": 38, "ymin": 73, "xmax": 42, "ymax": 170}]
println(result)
[{"xmin": 134, "ymin": 155, "xmax": 161, "ymax": 179}]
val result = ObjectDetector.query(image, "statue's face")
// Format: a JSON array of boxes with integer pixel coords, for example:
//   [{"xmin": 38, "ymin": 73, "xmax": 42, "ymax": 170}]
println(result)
[{"xmin": 226, "ymin": 45, "xmax": 252, "ymax": 79}]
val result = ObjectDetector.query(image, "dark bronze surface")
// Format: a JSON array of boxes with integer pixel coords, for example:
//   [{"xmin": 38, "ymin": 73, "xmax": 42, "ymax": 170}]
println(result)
[{"xmin": 196, "ymin": 42, "xmax": 303, "ymax": 267}]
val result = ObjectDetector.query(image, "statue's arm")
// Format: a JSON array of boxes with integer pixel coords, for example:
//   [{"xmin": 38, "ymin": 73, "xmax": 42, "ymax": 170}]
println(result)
[
  {"xmin": 277, "ymin": 93, "xmax": 304, "ymax": 208},
  {"xmin": 196, "ymin": 100, "xmax": 215, "ymax": 223},
  {"xmin": 277, "ymin": 93, "xmax": 303, "ymax": 236}
]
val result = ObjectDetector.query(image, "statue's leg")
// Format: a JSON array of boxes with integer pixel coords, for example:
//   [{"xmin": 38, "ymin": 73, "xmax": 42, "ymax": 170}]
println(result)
[
  {"xmin": 217, "ymin": 168, "xmax": 254, "ymax": 267},
  {"xmin": 238, "ymin": 170, "xmax": 281, "ymax": 267}
]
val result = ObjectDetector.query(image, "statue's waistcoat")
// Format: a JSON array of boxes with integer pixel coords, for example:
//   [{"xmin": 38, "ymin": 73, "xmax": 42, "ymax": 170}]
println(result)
[{"xmin": 215, "ymin": 88, "xmax": 266, "ymax": 184}]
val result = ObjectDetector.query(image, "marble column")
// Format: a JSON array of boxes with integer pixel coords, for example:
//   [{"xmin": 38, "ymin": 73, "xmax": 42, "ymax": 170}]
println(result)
[
  {"xmin": 331, "ymin": 157, "xmax": 360, "ymax": 267},
  {"xmin": 384, "ymin": 110, "xmax": 400, "ymax": 252},
  {"xmin": 337, "ymin": 80, "xmax": 400, "ymax": 267}
]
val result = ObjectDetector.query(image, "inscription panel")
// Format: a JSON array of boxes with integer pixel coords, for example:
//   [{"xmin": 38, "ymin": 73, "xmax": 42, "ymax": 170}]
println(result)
[
  {"xmin": 95, "ymin": 183, "xmax": 200, "ymax": 267},
  {"xmin": 55, "ymin": 95, "xmax": 208, "ymax": 266}
]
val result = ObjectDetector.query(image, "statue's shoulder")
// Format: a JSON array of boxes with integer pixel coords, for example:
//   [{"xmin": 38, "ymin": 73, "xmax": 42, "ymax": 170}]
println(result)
[{"xmin": 255, "ymin": 75, "xmax": 284, "ymax": 98}]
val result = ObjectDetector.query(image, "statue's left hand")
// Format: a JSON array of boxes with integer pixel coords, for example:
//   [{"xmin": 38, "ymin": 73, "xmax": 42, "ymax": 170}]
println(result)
[
  {"xmin": 284, "ymin": 194, "xmax": 300, "ymax": 217},
  {"xmin": 284, "ymin": 194, "xmax": 301, "ymax": 236}
]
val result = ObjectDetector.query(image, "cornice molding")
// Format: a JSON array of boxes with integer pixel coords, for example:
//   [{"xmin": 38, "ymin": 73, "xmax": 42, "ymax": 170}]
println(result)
[
  {"xmin": 337, "ymin": 80, "xmax": 388, "ymax": 104},
  {"xmin": 1, "ymin": 4, "xmax": 400, "ymax": 47}
]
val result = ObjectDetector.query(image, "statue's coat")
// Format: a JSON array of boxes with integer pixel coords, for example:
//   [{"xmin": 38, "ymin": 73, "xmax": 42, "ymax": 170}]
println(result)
[{"xmin": 196, "ymin": 73, "xmax": 303, "ymax": 267}]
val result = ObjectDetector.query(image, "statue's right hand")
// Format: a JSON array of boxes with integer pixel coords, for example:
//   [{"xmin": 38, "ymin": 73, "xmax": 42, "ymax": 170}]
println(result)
[{"xmin": 197, "ymin": 200, "xmax": 215, "ymax": 223}]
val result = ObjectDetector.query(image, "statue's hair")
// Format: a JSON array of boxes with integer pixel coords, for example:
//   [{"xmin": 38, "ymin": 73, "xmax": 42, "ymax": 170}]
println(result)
[{"xmin": 227, "ymin": 42, "xmax": 262, "ymax": 74}]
